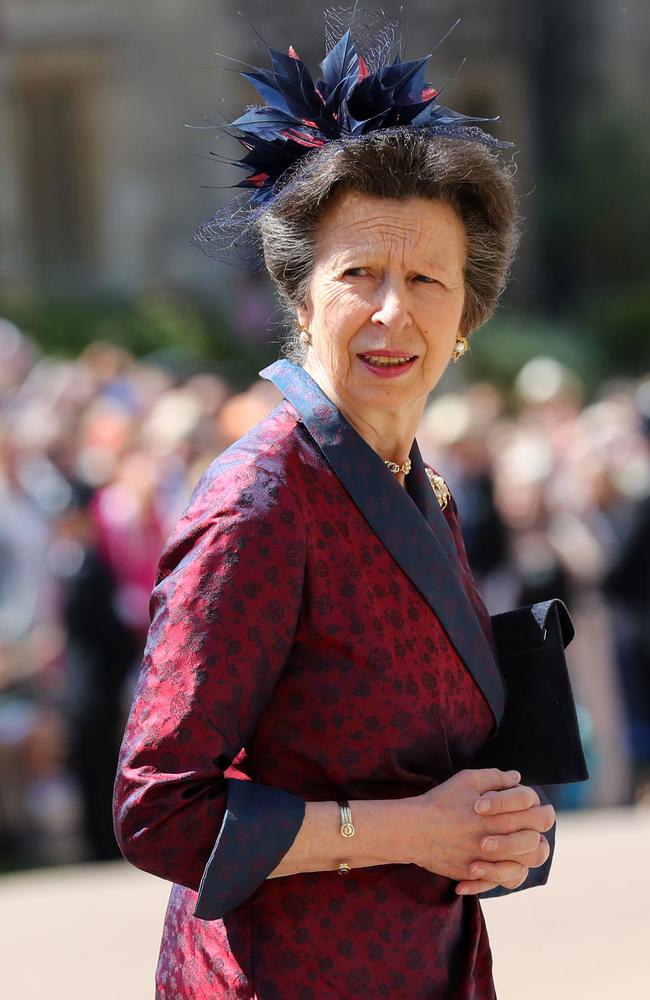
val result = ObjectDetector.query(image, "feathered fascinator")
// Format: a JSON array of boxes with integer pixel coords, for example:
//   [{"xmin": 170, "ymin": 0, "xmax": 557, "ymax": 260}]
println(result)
[{"xmin": 191, "ymin": 6, "xmax": 511, "ymax": 269}]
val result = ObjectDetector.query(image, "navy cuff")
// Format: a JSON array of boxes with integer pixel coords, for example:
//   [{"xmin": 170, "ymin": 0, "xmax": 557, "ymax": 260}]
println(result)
[{"xmin": 193, "ymin": 778, "xmax": 306, "ymax": 920}]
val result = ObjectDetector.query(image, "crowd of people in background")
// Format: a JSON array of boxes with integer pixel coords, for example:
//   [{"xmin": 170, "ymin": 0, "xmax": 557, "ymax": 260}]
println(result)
[{"xmin": 1, "ymin": 316, "xmax": 649, "ymax": 871}]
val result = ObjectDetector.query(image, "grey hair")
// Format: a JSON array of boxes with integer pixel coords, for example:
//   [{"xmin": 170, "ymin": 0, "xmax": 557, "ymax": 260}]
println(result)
[{"xmin": 258, "ymin": 128, "xmax": 520, "ymax": 364}]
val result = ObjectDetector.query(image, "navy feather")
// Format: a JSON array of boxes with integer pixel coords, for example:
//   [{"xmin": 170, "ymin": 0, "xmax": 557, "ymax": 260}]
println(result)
[
  {"xmin": 319, "ymin": 29, "xmax": 359, "ymax": 103},
  {"xmin": 199, "ymin": 10, "xmax": 510, "ymax": 210}
]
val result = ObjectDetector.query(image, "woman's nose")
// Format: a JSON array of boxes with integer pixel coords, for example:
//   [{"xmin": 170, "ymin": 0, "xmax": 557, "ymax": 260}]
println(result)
[{"xmin": 371, "ymin": 281, "xmax": 411, "ymax": 330}]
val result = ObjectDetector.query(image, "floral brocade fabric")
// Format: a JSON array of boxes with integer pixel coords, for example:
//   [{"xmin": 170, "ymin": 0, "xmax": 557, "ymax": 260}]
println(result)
[{"xmin": 115, "ymin": 386, "xmax": 507, "ymax": 998}]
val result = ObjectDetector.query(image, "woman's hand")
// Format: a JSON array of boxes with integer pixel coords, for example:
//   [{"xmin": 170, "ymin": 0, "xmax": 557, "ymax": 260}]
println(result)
[
  {"xmin": 454, "ymin": 776, "xmax": 554, "ymax": 895},
  {"xmin": 409, "ymin": 768, "xmax": 555, "ymax": 895}
]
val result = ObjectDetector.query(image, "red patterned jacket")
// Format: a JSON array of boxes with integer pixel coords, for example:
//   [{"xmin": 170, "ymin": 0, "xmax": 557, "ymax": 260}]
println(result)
[{"xmin": 113, "ymin": 359, "xmax": 556, "ymax": 998}]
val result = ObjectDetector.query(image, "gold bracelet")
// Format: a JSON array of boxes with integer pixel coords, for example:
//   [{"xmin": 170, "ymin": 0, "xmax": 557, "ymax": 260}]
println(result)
[
  {"xmin": 337, "ymin": 799, "xmax": 354, "ymax": 875},
  {"xmin": 338, "ymin": 799, "xmax": 355, "ymax": 837}
]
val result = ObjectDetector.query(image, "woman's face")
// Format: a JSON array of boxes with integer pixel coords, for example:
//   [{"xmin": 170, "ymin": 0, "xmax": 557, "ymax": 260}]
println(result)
[{"xmin": 297, "ymin": 191, "xmax": 467, "ymax": 427}]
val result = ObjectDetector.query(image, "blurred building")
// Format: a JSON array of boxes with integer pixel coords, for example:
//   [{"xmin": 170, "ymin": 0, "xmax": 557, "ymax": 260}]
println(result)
[
  {"xmin": 0, "ymin": 0, "xmax": 241, "ymax": 298},
  {"xmin": 0, "ymin": 0, "xmax": 646, "ymax": 306}
]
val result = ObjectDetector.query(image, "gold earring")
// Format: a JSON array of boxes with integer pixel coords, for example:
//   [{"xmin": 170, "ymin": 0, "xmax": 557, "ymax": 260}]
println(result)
[
  {"xmin": 299, "ymin": 328, "xmax": 312, "ymax": 346},
  {"xmin": 451, "ymin": 334, "xmax": 468, "ymax": 362}
]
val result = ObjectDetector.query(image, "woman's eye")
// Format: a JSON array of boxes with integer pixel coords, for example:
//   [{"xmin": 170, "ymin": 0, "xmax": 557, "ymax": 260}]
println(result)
[
  {"xmin": 414, "ymin": 274, "xmax": 439, "ymax": 284},
  {"xmin": 343, "ymin": 267, "xmax": 368, "ymax": 277}
]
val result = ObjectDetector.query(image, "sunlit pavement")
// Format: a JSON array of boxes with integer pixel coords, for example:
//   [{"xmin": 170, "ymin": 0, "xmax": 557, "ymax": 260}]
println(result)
[
  {"xmin": 2, "ymin": 807, "xmax": 649, "ymax": 999},
  {"xmin": 483, "ymin": 806, "xmax": 650, "ymax": 999}
]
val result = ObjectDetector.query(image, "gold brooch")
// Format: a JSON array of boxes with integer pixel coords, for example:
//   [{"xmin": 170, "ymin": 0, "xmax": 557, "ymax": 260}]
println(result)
[{"xmin": 425, "ymin": 468, "xmax": 450, "ymax": 511}]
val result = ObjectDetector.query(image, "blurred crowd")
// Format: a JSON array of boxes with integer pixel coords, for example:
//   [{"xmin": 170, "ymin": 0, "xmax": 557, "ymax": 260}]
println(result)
[{"xmin": 1, "ymin": 317, "xmax": 649, "ymax": 871}]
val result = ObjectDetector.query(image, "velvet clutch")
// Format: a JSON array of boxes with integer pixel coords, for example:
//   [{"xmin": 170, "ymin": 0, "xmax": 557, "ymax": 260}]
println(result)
[{"xmin": 471, "ymin": 598, "xmax": 589, "ymax": 786}]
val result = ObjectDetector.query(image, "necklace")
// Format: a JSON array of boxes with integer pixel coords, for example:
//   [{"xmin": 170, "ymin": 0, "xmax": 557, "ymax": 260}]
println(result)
[
  {"xmin": 384, "ymin": 457, "xmax": 412, "ymax": 476},
  {"xmin": 384, "ymin": 458, "xmax": 451, "ymax": 509}
]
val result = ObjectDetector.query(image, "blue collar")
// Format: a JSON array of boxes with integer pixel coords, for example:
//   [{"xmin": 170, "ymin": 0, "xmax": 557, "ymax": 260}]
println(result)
[{"xmin": 260, "ymin": 359, "xmax": 505, "ymax": 729}]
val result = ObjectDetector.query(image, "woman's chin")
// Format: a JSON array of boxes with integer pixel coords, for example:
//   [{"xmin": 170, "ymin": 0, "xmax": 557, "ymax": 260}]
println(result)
[{"xmin": 347, "ymin": 381, "xmax": 424, "ymax": 416}]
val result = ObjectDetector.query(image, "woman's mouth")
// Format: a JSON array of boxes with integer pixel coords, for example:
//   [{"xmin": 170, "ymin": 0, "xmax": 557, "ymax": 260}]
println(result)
[{"xmin": 358, "ymin": 353, "xmax": 418, "ymax": 377}]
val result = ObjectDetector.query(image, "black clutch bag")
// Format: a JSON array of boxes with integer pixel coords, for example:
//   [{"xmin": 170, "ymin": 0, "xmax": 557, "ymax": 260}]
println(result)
[{"xmin": 471, "ymin": 598, "xmax": 590, "ymax": 786}]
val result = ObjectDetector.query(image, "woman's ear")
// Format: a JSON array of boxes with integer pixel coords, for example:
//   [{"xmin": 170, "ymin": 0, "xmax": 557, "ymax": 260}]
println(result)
[{"xmin": 296, "ymin": 300, "xmax": 312, "ymax": 331}]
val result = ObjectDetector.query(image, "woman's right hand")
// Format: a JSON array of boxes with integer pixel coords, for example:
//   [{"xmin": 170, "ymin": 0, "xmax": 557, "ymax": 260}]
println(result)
[{"xmin": 408, "ymin": 768, "xmax": 555, "ymax": 889}]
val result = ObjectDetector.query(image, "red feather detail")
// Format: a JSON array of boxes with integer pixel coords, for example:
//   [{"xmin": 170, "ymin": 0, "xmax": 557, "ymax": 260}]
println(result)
[
  {"xmin": 246, "ymin": 172, "xmax": 270, "ymax": 188},
  {"xmin": 358, "ymin": 55, "xmax": 369, "ymax": 80},
  {"xmin": 288, "ymin": 45, "xmax": 300, "ymax": 60},
  {"xmin": 422, "ymin": 87, "xmax": 438, "ymax": 100},
  {"xmin": 281, "ymin": 128, "xmax": 326, "ymax": 148},
  {"xmin": 302, "ymin": 119, "xmax": 318, "ymax": 128}
]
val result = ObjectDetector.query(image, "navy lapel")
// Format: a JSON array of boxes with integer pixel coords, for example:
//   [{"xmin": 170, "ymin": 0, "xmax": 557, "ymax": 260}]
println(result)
[
  {"xmin": 260, "ymin": 359, "xmax": 505, "ymax": 729},
  {"xmin": 405, "ymin": 439, "xmax": 459, "ymax": 569}
]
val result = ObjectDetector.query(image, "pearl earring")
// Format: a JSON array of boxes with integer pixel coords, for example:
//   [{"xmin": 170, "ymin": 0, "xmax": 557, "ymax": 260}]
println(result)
[{"xmin": 299, "ymin": 329, "xmax": 312, "ymax": 346}]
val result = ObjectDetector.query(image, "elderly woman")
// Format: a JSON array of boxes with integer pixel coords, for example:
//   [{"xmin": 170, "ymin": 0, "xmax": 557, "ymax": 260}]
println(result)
[{"xmin": 114, "ymin": 13, "xmax": 556, "ymax": 999}]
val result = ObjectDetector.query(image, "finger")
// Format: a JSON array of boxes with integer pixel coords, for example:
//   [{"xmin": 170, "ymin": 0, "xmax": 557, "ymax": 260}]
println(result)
[
  {"xmin": 489, "ymin": 804, "xmax": 556, "ymax": 836},
  {"xmin": 456, "ymin": 879, "xmax": 499, "ymax": 896},
  {"xmin": 475, "ymin": 784, "xmax": 541, "ymax": 815},
  {"xmin": 515, "ymin": 836, "xmax": 551, "ymax": 869},
  {"xmin": 479, "ymin": 829, "xmax": 541, "ymax": 857},
  {"xmin": 469, "ymin": 768, "xmax": 521, "ymax": 795},
  {"xmin": 468, "ymin": 860, "xmax": 529, "ymax": 887}
]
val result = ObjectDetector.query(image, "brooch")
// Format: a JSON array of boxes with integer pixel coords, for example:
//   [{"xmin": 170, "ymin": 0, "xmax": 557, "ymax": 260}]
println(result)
[{"xmin": 425, "ymin": 468, "xmax": 451, "ymax": 511}]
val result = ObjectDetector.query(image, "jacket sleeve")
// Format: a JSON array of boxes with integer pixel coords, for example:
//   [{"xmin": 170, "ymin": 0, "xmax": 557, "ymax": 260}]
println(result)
[
  {"xmin": 112, "ymin": 460, "xmax": 306, "ymax": 920},
  {"xmin": 442, "ymin": 486, "xmax": 558, "ymax": 898}
]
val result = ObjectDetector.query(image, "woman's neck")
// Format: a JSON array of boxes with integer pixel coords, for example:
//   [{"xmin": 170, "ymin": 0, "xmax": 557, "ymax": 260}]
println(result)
[{"xmin": 303, "ymin": 357, "xmax": 424, "ymax": 482}]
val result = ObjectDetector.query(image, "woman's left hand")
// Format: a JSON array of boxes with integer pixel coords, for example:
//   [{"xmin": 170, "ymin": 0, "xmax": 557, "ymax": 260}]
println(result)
[{"xmin": 454, "ymin": 784, "xmax": 554, "ymax": 895}]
